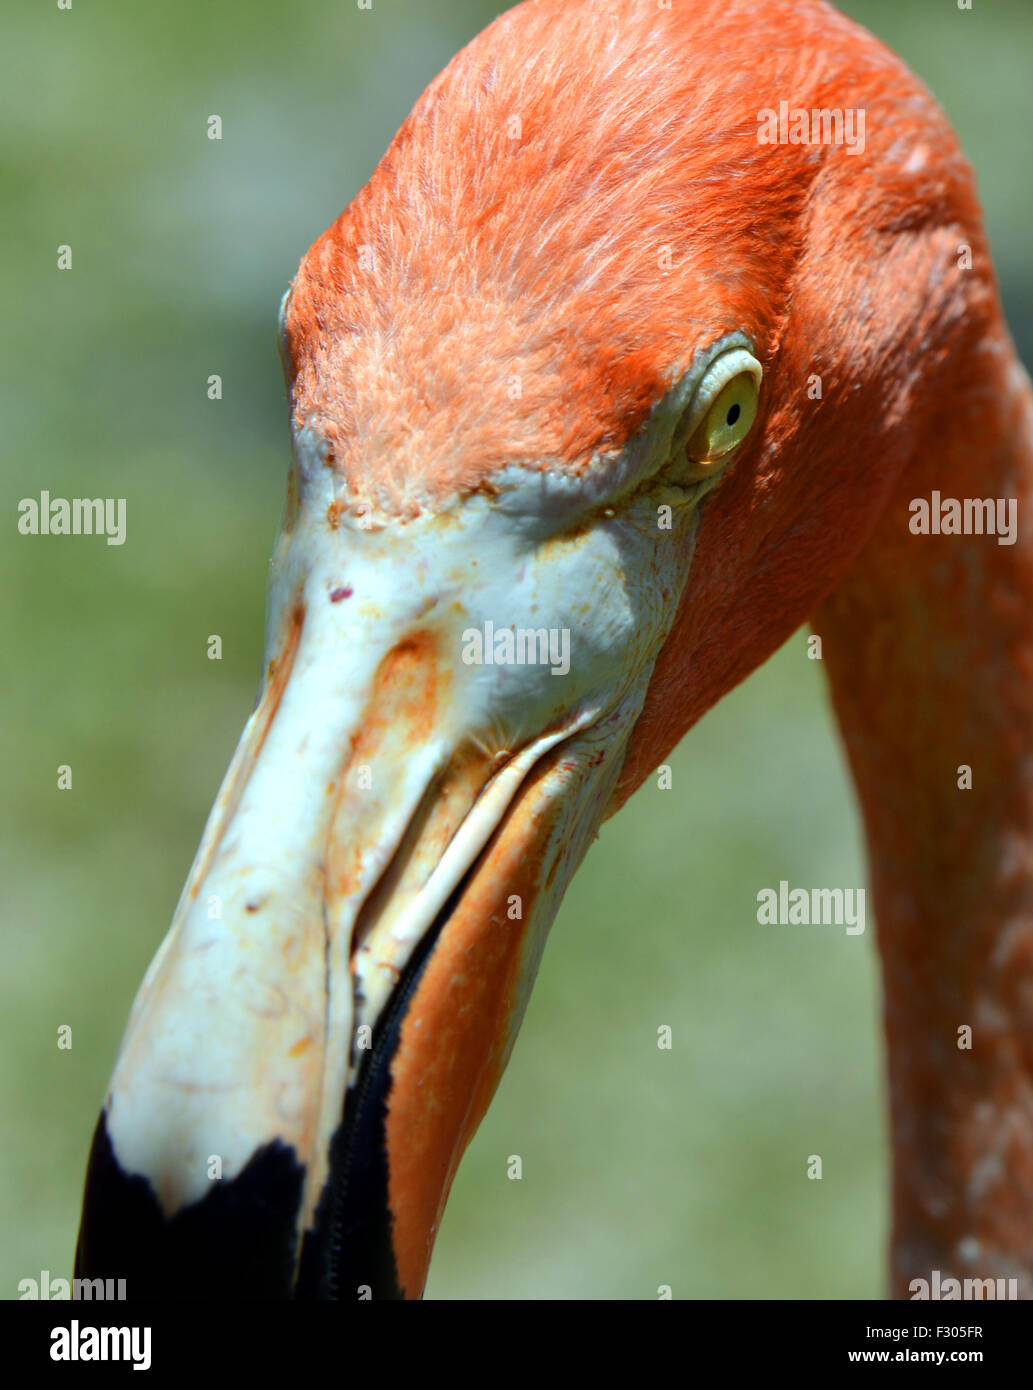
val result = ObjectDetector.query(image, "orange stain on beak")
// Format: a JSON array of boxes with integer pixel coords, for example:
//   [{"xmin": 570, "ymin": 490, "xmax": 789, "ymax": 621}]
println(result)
[{"xmin": 331, "ymin": 630, "xmax": 444, "ymax": 901}]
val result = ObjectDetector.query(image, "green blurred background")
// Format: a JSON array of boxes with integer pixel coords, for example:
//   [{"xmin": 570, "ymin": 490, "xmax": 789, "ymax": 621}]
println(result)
[{"xmin": 3, "ymin": 0, "xmax": 1030, "ymax": 1300}]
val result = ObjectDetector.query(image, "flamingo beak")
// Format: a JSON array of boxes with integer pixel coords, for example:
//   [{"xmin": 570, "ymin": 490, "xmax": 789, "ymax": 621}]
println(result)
[{"xmin": 76, "ymin": 421, "xmax": 702, "ymax": 1299}]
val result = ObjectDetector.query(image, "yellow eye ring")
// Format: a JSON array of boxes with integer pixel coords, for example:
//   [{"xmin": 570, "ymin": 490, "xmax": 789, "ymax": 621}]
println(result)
[{"xmin": 685, "ymin": 371, "xmax": 759, "ymax": 467}]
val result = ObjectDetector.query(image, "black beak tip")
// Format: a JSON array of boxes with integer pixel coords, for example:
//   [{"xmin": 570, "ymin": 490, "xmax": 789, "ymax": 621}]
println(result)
[{"xmin": 75, "ymin": 1112, "xmax": 306, "ymax": 1298}]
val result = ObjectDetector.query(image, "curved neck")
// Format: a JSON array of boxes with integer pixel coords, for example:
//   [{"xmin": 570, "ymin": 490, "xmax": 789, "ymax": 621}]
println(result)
[{"xmin": 817, "ymin": 326, "xmax": 1033, "ymax": 1295}]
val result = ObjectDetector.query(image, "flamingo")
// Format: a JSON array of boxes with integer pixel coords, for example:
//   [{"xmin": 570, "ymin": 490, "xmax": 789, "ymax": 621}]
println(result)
[{"xmin": 76, "ymin": 0, "xmax": 1033, "ymax": 1300}]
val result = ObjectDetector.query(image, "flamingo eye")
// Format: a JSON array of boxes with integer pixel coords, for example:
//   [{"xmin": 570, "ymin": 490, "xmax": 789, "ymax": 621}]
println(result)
[{"xmin": 685, "ymin": 371, "xmax": 759, "ymax": 468}]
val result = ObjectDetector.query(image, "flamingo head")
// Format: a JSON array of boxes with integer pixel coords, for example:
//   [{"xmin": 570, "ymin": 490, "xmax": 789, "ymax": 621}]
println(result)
[{"xmin": 77, "ymin": 0, "xmax": 996, "ymax": 1298}]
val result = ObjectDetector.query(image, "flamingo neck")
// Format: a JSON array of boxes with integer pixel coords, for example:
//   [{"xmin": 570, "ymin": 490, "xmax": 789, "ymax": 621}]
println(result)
[{"xmin": 817, "ymin": 323, "xmax": 1033, "ymax": 1296}]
